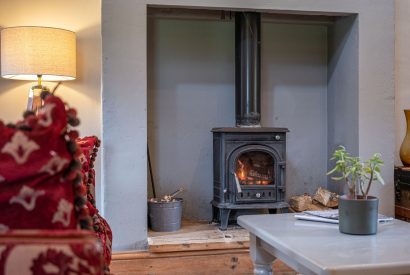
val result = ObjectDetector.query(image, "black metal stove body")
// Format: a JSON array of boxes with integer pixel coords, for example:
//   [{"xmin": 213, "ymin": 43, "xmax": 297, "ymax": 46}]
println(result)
[{"xmin": 211, "ymin": 128, "xmax": 289, "ymax": 230}]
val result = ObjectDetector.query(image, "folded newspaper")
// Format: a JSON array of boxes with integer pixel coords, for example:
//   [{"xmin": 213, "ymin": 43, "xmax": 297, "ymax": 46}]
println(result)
[{"xmin": 294, "ymin": 210, "xmax": 393, "ymax": 224}]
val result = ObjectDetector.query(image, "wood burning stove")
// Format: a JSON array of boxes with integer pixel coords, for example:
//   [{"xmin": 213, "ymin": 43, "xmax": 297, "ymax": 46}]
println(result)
[
  {"xmin": 211, "ymin": 128, "xmax": 289, "ymax": 230},
  {"xmin": 211, "ymin": 12, "xmax": 289, "ymax": 230}
]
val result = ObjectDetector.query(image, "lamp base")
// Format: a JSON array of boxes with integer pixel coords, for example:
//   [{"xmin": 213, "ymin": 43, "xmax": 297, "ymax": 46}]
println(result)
[{"xmin": 27, "ymin": 84, "xmax": 50, "ymax": 112}]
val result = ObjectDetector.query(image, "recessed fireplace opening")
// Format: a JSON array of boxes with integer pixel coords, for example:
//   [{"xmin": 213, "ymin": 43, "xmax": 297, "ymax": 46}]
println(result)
[{"xmin": 147, "ymin": 7, "xmax": 359, "ymax": 224}]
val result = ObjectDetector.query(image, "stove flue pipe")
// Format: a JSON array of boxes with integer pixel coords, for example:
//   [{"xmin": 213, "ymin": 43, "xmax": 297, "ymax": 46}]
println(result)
[{"xmin": 235, "ymin": 12, "xmax": 261, "ymax": 127}]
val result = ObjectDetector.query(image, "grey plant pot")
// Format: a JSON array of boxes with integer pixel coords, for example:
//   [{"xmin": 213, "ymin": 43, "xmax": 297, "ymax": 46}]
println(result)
[{"xmin": 338, "ymin": 195, "xmax": 379, "ymax": 235}]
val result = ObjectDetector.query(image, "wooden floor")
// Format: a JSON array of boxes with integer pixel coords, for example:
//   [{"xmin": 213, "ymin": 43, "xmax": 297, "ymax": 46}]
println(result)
[{"xmin": 110, "ymin": 220, "xmax": 297, "ymax": 275}]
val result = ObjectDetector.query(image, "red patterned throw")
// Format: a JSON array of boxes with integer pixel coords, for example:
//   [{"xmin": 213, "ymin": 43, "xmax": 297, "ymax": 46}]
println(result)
[
  {"xmin": 0, "ymin": 95, "xmax": 90, "ymax": 230},
  {"xmin": 77, "ymin": 136, "xmax": 113, "ymax": 267},
  {"xmin": 0, "ymin": 230, "xmax": 103, "ymax": 275},
  {"xmin": 0, "ymin": 94, "xmax": 106, "ymax": 274}
]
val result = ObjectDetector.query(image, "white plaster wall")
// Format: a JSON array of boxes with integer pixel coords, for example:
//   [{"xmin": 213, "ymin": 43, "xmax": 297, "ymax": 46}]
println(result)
[
  {"xmin": 357, "ymin": 2, "xmax": 395, "ymax": 212},
  {"xmin": 0, "ymin": 0, "xmax": 103, "ymax": 210},
  {"xmin": 102, "ymin": 0, "xmax": 148, "ymax": 251},
  {"xmin": 147, "ymin": 18, "xmax": 235, "ymax": 220},
  {"xmin": 396, "ymin": 0, "xmax": 410, "ymax": 166},
  {"xmin": 0, "ymin": 0, "xmax": 397, "ymax": 253},
  {"xmin": 103, "ymin": 0, "xmax": 395, "ymax": 251}
]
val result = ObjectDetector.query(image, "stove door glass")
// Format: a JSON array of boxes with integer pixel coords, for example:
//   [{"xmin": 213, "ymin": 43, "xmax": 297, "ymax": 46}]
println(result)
[{"xmin": 235, "ymin": 151, "xmax": 274, "ymax": 186}]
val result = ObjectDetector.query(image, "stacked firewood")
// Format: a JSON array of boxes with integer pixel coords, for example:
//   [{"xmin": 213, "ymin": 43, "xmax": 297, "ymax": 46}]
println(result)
[{"xmin": 289, "ymin": 187, "xmax": 339, "ymax": 212}]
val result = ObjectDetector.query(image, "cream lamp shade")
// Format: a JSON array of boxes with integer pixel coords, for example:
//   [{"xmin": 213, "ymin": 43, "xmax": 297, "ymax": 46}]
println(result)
[{"xmin": 1, "ymin": 26, "xmax": 76, "ymax": 81}]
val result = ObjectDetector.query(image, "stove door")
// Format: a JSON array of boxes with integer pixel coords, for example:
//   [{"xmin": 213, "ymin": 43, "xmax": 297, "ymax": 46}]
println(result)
[
  {"xmin": 230, "ymin": 146, "xmax": 281, "ymax": 203},
  {"xmin": 235, "ymin": 151, "xmax": 275, "ymax": 186}
]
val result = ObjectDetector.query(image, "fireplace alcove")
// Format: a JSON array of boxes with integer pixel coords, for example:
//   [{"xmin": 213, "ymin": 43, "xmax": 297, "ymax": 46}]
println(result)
[
  {"xmin": 102, "ymin": 1, "xmax": 394, "ymax": 251},
  {"xmin": 147, "ymin": 8, "xmax": 354, "ymax": 221}
]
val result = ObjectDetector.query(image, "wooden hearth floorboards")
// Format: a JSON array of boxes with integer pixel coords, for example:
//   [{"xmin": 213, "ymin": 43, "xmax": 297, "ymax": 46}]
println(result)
[
  {"xmin": 148, "ymin": 220, "xmax": 249, "ymax": 252},
  {"xmin": 110, "ymin": 220, "xmax": 297, "ymax": 274}
]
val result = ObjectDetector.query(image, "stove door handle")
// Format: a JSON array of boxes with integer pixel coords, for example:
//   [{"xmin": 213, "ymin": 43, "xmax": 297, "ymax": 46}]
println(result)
[{"xmin": 233, "ymin": 172, "xmax": 242, "ymax": 193}]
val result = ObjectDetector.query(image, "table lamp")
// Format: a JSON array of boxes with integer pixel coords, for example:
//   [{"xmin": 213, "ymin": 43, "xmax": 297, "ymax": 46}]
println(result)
[{"xmin": 1, "ymin": 26, "xmax": 76, "ymax": 111}]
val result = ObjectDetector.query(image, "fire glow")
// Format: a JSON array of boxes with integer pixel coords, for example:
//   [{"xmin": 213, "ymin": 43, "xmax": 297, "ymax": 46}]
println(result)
[{"xmin": 236, "ymin": 158, "xmax": 273, "ymax": 185}]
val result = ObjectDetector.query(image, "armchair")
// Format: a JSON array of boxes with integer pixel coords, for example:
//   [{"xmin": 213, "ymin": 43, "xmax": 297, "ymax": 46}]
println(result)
[{"xmin": 0, "ymin": 94, "xmax": 111, "ymax": 274}]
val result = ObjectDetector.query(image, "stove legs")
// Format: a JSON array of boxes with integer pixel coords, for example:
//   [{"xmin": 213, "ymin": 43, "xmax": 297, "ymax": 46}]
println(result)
[
  {"xmin": 212, "ymin": 206, "xmax": 219, "ymax": 223},
  {"xmin": 211, "ymin": 202, "xmax": 290, "ymax": 230},
  {"xmin": 268, "ymin": 207, "xmax": 289, "ymax": 214},
  {"xmin": 268, "ymin": 209, "xmax": 277, "ymax": 214},
  {"xmin": 212, "ymin": 206, "xmax": 231, "ymax": 230},
  {"xmin": 218, "ymin": 208, "xmax": 231, "ymax": 230},
  {"xmin": 211, "ymin": 206, "xmax": 231, "ymax": 230}
]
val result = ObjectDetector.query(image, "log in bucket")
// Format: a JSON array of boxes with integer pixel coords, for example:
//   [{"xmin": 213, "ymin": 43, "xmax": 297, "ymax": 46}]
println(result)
[{"xmin": 148, "ymin": 198, "xmax": 183, "ymax": 232}]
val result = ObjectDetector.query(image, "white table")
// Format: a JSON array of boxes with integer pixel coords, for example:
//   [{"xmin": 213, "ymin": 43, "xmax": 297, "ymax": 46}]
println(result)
[{"xmin": 237, "ymin": 213, "xmax": 410, "ymax": 275}]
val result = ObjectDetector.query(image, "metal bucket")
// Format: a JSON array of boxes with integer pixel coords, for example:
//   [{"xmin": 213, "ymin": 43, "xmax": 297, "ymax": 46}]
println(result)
[{"xmin": 148, "ymin": 198, "xmax": 183, "ymax": 232}]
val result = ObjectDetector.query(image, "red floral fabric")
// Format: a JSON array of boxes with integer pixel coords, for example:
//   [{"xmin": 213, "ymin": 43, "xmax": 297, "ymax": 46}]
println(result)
[
  {"xmin": 0, "ymin": 230, "xmax": 103, "ymax": 275},
  {"xmin": 76, "ymin": 136, "xmax": 99, "ymax": 207},
  {"xmin": 76, "ymin": 137, "xmax": 112, "ymax": 269},
  {"xmin": 92, "ymin": 213, "xmax": 112, "ymax": 269},
  {"xmin": 0, "ymin": 96, "xmax": 85, "ymax": 230},
  {"xmin": 0, "ymin": 95, "xmax": 105, "ymax": 274}
]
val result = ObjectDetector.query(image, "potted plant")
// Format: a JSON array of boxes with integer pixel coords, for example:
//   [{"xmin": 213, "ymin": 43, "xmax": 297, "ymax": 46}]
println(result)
[{"xmin": 327, "ymin": 145, "xmax": 385, "ymax": 235}]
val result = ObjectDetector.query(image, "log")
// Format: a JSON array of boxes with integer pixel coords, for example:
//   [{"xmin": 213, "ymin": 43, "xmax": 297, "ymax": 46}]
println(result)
[
  {"xmin": 289, "ymin": 194, "xmax": 312, "ymax": 212},
  {"xmin": 306, "ymin": 200, "xmax": 331, "ymax": 211},
  {"xmin": 313, "ymin": 187, "xmax": 338, "ymax": 208},
  {"xmin": 326, "ymin": 197, "xmax": 339, "ymax": 208}
]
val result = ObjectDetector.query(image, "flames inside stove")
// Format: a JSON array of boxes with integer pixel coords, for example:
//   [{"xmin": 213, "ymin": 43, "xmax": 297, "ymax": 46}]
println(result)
[{"xmin": 235, "ymin": 151, "xmax": 274, "ymax": 186}]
